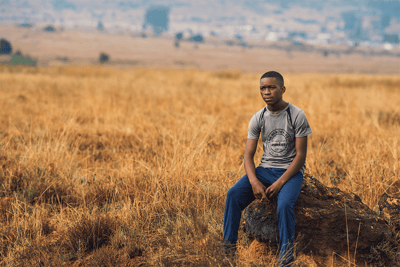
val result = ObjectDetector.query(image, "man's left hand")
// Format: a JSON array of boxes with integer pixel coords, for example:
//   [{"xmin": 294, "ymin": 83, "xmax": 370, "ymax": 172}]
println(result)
[{"xmin": 265, "ymin": 181, "xmax": 283, "ymax": 199}]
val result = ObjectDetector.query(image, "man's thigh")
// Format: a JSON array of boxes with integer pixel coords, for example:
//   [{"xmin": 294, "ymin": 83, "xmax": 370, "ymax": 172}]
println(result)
[
  {"xmin": 255, "ymin": 167, "xmax": 286, "ymax": 187},
  {"xmin": 277, "ymin": 171, "xmax": 303, "ymax": 206},
  {"xmin": 256, "ymin": 167, "xmax": 303, "ymax": 205}
]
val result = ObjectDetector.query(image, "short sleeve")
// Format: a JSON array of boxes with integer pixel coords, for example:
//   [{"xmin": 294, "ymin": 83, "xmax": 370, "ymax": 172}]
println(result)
[
  {"xmin": 247, "ymin": 113, "xmax": 261, "ymax": 140},
  {"xmin": 294, "ymin": 110, "xmax": 312, "ymax": 137}
]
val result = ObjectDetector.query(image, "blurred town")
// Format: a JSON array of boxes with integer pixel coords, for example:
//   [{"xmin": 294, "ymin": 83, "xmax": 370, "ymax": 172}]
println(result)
[
  {"xmin": 0, "ymin": 0, "xmax": 399, "ymax": 73},
  {"xmin": 1, "ymin": 0, "xmax": 399, "ymax": 50}
]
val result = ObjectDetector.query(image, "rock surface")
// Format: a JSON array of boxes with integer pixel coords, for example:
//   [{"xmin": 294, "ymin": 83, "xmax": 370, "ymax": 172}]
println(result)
[
  {"xmin": 379, "ymin": 193, "xmax": 400, "ymax": 231},
  {"xmin": 243, "ymin": 173, "xmax": 392, "ymax": 259}
]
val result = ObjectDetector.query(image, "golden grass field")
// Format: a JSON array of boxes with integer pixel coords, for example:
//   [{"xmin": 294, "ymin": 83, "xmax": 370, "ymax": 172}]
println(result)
[{"xmin": 0, "ymin": 65, "xmax": 399, "ymax": 266}]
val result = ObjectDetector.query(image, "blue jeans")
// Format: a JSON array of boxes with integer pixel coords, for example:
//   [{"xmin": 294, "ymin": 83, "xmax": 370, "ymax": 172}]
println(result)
[{"xmin": 223, "ymin": 167, "xmax": 303, "ymax": 265}]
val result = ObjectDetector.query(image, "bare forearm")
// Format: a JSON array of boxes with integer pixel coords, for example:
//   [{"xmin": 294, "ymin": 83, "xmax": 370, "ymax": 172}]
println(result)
[
  {"xmin": 244, "ymin": 139, "xmax": 269, "ymax": 200},
  {"xmin": 244, "ymin": 157, "xmax": 258, "ymax": 184},
  {"xmin": 244, "ymin": 139, "xmax": 259, "ymax": 185},
  {"xmin": 276, "ymin": 153, "xmax": 306, "ymax": 186}
]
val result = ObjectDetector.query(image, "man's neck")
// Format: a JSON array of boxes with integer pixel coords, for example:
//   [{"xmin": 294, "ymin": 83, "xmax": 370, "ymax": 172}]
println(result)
[{"xmin": 268, "ymin": 101, "xmax": 288, "ymax": 113}]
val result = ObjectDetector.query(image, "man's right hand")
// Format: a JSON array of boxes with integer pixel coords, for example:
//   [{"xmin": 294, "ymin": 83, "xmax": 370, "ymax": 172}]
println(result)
[
  {"xmin": 244, "ymin": 139, "xmax": 267, "ymax": 201},
  {"xmin": 250, "ymin": 180, "xmax": 267, "ymax": 201}
]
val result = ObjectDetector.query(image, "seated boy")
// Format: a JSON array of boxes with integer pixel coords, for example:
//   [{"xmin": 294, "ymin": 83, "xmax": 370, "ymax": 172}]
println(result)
[{"xmin": 223, "ymin": 71, "xmax": 313, "ymax": 266}]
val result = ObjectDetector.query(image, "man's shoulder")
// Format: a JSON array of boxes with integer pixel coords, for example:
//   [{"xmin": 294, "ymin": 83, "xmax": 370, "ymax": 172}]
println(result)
[
  {"xmin": 248, "ymin": 106, "xmax": 268, "ymax": 129},
  {"xmin": 251, "ymin": 106, "xmax": 268, "ymax": 120},
  {"xmin": 254, "ymin": 106, "xmax": 267, "ymax": 116},
  {"xmin": 288, "ymin": 103, "xmax": 302, "ymax": 112},
  {"xmin": 288, "ymin": 103, "xmax": 305, "ymax": 116}
]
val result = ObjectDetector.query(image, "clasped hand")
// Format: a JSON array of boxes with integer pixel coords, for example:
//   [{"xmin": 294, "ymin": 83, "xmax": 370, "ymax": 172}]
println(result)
[{"xmin": 251, "ymin": 180, "xmax": 283, "ymax": 200}]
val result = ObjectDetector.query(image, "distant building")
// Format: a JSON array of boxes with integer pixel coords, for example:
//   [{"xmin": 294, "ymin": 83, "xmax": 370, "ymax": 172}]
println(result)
[
  {"xmin": 97, "ymin": 21, "xmax": 104, "ymax": 31},
  {"xmin": 144, "ymin": 6, "xmax": 170, "ymax": 36},
  {"xmin": 19, "ymin": 23, "xmax": 33, "ymax": 28},
  {"xmin": 265, "ymin": 32, "xmax": 288, "ymax": 42},
  {"xmin": 188, "ymin": 34, "xmax": 204, "ymax": 43},
  {"xmin": 44, "ymin": 25, "xmax": 55, "ymax": 32},
  {"xmin": 383, "ymin": 33, "xmax": 399, "ymax": 44}
]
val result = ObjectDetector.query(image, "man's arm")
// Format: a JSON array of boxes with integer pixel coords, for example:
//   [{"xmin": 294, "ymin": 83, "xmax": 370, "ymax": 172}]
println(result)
[
  {"xmin": 244, "ymin": 138, "xmax": 268, "ymax": 200},
  {"xmin": 265, "ymin": 136, "xmax": 308, "ymax": 199}
]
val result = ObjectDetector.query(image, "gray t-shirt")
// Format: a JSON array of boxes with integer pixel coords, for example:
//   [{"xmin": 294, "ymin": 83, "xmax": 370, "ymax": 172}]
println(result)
[{"xmin": 247, "ymin": 103, "xmax": 312, "ymax": 173}]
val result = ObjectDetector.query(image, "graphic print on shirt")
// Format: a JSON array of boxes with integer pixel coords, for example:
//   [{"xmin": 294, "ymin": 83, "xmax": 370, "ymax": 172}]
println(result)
[{"xmin": 266, "ymin": 129, "xmax": 292, "ymax": 156}]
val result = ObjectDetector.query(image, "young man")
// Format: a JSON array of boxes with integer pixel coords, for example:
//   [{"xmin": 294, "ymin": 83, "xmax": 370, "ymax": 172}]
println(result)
[{"xmin": 223, "ymin": 71, "xmax": 312, "ymax": 266}]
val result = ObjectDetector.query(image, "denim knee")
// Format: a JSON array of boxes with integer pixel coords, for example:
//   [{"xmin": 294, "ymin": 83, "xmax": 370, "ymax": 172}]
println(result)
[
  {"xmin": 277, "ymin": 201, "xmax": 293, "ymax": 217},
  {"xmin": 226, "ymin": 186, "xmax": 237, "ymax": 201}
]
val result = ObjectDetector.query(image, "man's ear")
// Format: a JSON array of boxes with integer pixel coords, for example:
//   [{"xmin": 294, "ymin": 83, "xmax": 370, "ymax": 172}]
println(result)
[{"xmin": 280, "ymin": 86, "xmax": 286, "ymax": 94}]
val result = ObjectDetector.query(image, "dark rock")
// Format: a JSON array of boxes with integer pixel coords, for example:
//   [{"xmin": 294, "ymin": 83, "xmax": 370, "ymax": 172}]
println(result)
[
  {"xmin": 379, "ymin": 193, "xmax": 400, "ymax": 231},
  {"xmin": 243, "ymin": 173, "xmax": 391, "ymax": 259}
]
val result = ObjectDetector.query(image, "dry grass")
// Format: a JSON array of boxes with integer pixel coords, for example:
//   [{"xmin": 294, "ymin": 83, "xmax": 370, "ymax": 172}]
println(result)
[{"xmin": 0, "ymin": 65, "xmax": 399, "ymax": 266}]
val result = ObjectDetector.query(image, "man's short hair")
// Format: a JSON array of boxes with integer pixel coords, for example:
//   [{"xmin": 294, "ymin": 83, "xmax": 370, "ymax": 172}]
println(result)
[{"xmin": 260, "ymin": 71, "xmax": 284, "ymax": 86}]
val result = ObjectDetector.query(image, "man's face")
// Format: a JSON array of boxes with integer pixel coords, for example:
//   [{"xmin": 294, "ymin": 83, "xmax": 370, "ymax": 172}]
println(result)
[{"xmin": 260, "ymin": 77, "xmax": 285, "ymax": 105}]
